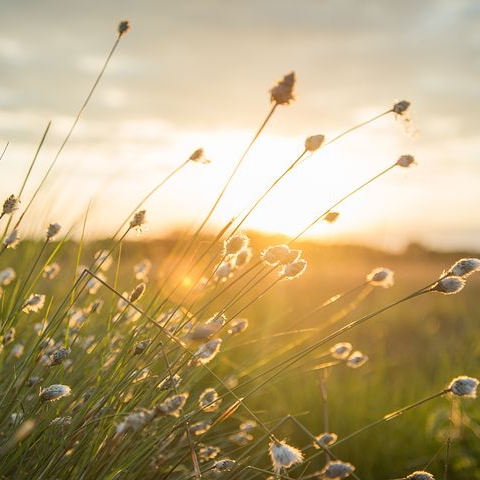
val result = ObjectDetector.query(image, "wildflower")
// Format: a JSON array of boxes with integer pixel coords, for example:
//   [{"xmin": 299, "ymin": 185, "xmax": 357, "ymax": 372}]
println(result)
[
  {"xmin": 27, "ymin": 376, "xmax": 42, "ymax": 387},
  {"xmin": 0, "ymin": 267, "xmax": 16, "ymax": 285},
  {"xmin": 235, "ymin": 247, "xmax": 253, "ymax": 268},
  {"xmin": 213, "ymin": 459, "xmax": 236, "ymax": 471},
  {"xmin": 129, "ymin": 282, "xmax": 146, "ymax": 303},
  {"xmin": 46, "ymin": 223, "xmax": 61, "ymax": 240},
  {"xmin": 49, "ymin": 347, "xmax": 71, "ymax": 366},
  {"xmin": 40, "ymin": 384, "xmax": 71, "ymax": 402},
  {"xmin": 129, "ymin": 210, "xmax": 147, "ymax": 231},
  {"xmin": 116, "ymin": 409, "xmax": 153, "ymax": 434},
  {"xmin": 133, "ymin": 339, "xmax": 151, "ymax": 355},
  {"xmin": 448, "ymin": 376, "xmax": 479, "ymax": 398},
  {"xmin": 367, "ymin": 267, "xmax": 394, "ymax": 288},
  {"xmin": 346, "ymin": 351, "xmax": 369, "ymax": 369},
  {"xmin": 189, "ymin": 420, "xmax": 212, "ymax": 435},
  {"xmin": 446, "ymin": 258, "xmax": 480, "ymax": 278},
  {"xmin": 319, "ymin": 460, "xmax": 355, "ymax": 479},
  {"xmin": 270, "ymin": 72, "xmax": 296, "ymax": 105},
  {"xmin": 2, "ymin": 194, "xmax": 20, "ymax": 216},
  {"xmin": 281, "ymin": 259, "xmax": 307, "ymax": 280},
  {"xmin": 192, "ymin": 338, "xmax": 222, "ymax": 365},
  {"xmin": 86, "ymin": 298, "xmax": 104, "ymax": 314},
  {"xmin": 157, "ymin": 373, "xmax": 182, "ymax": 390},
  {"xmin": 132, "ymin": 368, "xmax": 149, "ymax": 384},
  {"xmin": 262, "ymin": 245, "xmax": 299, "ymax": 266},
  {"xmin": 229, "ymin": 431, "xmax": 253, "ymax": 445},
  {"xmin": 118, "ymin": 20, "xmax": 130, "ymax": 36},
  {"xmin": 86, "ymin": 274, "xmax": 106, "ymax": 295},
  {"xmin": 269, "ymin": 439, "xmax": 304, "ymax": 473},
  {"xmin": 313, "ymin": 432, "xmax": 338, "ymax": 449},
  {"xmin": 22, "ymin": 294, "xmax": 46, "ymax": 313},
  {"xmin": 3, "ymin": 229, "xmax": 20, "ymax": 249},
  {"xmin": 393, "ymin": 100, "xmax": 410, "ymax": 115},
  {"xmin": 134, "ymin": 259, "xmax": 151, "ymax": 280},
  {"xmin": 156, "ymin": 393, "xmax": 189, "ymax": 417},
  {"xmin": 2, "ymin": 327, "xmax": 15, "ymax": 347},
  {"xmin": 50, "ymin": 416, "xmax": 72, "ymax": 427},
  {"xmin": 396, "ymin": 155, "xmax": 416, "ymax": 168},
  {"xmin": 324, "ymin": 211, "xmax": 340, "ymax": 223},
  {"xmin": 330, "ymin": 342, "xmax": 353, "ymax": 360},
  {"xmin": 199, "ymin": 446, "xmax": 220, "ymax": 461},
  {"xmin": 213, "ymin": 259, "xmax": 235, "ymax": 283},
  {"xmin": 431, "ymin": 276, "xmax": 465, "ymax": 295},
  {"xmin": 43, "ymin": 263, "xmax": 60, "ymax": 280},
  {"xmin": 199, "ymin": 388, "xmax": 222, "ymax": 412},
  {"xmin": 10, "ymin": 343, "xmax": 24, "ymax": 358},
  {"xmin": 93, "ymin": 250, "xmax": 113, "ymax": 272},
  {"xmin": 189, "ymin": 148, "xmax": 210, "ymax": 164},
  {"xmin": 228, "ymin": 318, "xmax": 249, "ymax": 335},
  {"xmin": 406, "ymin": 472, "xmax": 435, "ymax": 480},
  {"xmin": 224, "ymin": 234, "xmax": 249, "ymax": 255},
  {"xmin": 305, "ymin": 134, "xmax": 325, "ymax": 152}
]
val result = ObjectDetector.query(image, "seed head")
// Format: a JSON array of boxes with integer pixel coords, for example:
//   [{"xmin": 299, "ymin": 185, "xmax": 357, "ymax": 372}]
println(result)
[
  {"xmin": 240, "ymin": 420, "xmax": 257, "ymax": 432},
  {"xmin": 116, "ymin": 409, "xmax": 154, "ymax": 434},
  {"xmin": 3, "ymin": 229, "xmax": 20, "ymax": 249},
  {"xmin": 93, "ymin": 249, "xmax": 113, "ymax": 272},
  {"xmin": 43, "ymin": 263, "xmax": 61, "ymax": 280},
  {"xmin": 393, "ymin": 100, "xmax": 410, "ymax": 115},
  {"xmin": 431, "ymin": 276, "xmax": 465, "ymax": 295},
  {"xmin": 330, "ymin": 342, "xmax": 353, "ymax": 360},
  {"xmin": 22, "ymin": 294, "xmax": 46, "ymax": 313},
  {"xmin": 224, "ymin": 234, "xmax": 249, "ymax": 255},
  {"xmin": 262, "ymin": 245, "xmax": 300, "ymax": 266},
  {"xmin": 46, "ymin": 223, "xmax": 61, "ymax": 240},
  {"xmin": 130, "ymin": 210, "xmax": 147, "ymax": 230},
  {"xmin": 269, "ymin": 439, "xmax": 304, "ymax": 473},
  {"xmin": 2, "ymin": 327, "xmax": 15, "ymax": 347},
  {"xmin": 446, "ymin": 258, "xmax": 480, "ymax": 278},
  {"xmin": 396, "ymin": 155, "xmax": 416, "ymax": 168},
  {"xmin": 199, "ymin": 446, "xmax": 220, "ymax": 461},
  {"xmin": 346, "ymin": 351, "xmax": 369, "ymax": 369},
  {"xmin": 229, "ymin": 431, "xmax": 253, "ymax": 445},
  {"xmin": 50, "ymin": 347, "xmax": 71, "ymax": 366},
  {"xmin": 281, "ymin": 259, "xmax": 307, "ymax": 280},
  {"xmin": 2, "ymin": 194, "xmax": 20, "ymax": 216},
  {"xmin": 158, "ymin": 373, "xmax": 182, "ymax": 391},
  {"xmin": 0, "ymin": 267, "xmax": 16, "ymax": 285},
  {"xmin": 235, "ymin": 247, "xmax": 253, "ymax": 268},
  {"xmin": 129, "ymin": 283, "xmax": 146, "ymax": 303},
  {"xmin": 134, "ymin": 259, "xmax": 152, "ymax": 280},
  {"xmin": 213, "ymin": 459, "xmax": 236, "ymax": 471},
  {"xmin": 156, "ymin": 393, "xmax": 189, "ymax": 417},
  {"xmin": 134, "ymin": 339, "xmax": 152, "ymax": 355},
  {"xmin": 189, "ymin": 147, "xmax": 210, "ymax": 164},
  {"xmin": 199, "ymin": 388, "xmax": 222, "ymax": 412},
  {"xmin": 366, "ymin": 267, "xmax": 394, "ymax": 288},
  {"xmin": 324, "ymin": 211, "xmax": 340, "ymax": 223},
  {"xmin": 270, "ymin": 71, "xmax": 296, "ymax": 105},
  {"xmin": 213, "ymin": 259, "xmax": 235, "ymax": 283},
  {"xmin": 313, "ymin": 432, "xmax": 338, "ymax": 449},
  {"xmin": 305, "ymin": 134, "xmax": 325, "ymax": 152},
  {"xmin": 192, "ymin": 338, "xmax": 222, "ymax": 365},
  {"xmin": 118, "ymin": 20, "xmax": 130, "ymax": 36},
  {"xmin": 40, "ymin": 384, "xmax": 71, "ymax": 402},
  {"xmin": 189, "ymin": 419, "xmax": 212, "ymax": 435},
  {"xmin": 228, "ymin": 318, "xmax": 249, "ymax": 335},
  {"xmin": 406, "ymin": 472, "xmax": 435, "ymax": 480},
  {"xmin": 319, "ymin": 460, "xmax": 355, "ymax": 479},
  {"xmin": 448, "ymin": 376, "xmax": 479, "ymax": 398}
]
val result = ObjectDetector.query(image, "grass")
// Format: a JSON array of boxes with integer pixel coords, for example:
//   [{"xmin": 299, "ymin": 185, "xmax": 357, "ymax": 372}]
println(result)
[{"xmin": 0, "ymin": 19, "xmax": 479, "ymax": 480}]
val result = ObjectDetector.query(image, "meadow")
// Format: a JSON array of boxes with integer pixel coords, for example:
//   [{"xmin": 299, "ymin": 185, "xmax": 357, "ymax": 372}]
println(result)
[{"xmin": 0, "ymin": 19, "xmax": 479, "ymax": 480}]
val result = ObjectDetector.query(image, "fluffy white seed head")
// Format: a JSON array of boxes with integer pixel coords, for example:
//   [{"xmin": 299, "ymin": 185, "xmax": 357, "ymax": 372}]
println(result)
[
  {"xmin": 130, "ymin": 210, "xmax": 147, "ymax": 230},
  {"xmin": 129, "ymin": 283, "xmax": 146, "ymax": 303},
  {"xmin": 448, "ymin": 376, "xmax": 479, "ymax": 398},
  {"xmin": 134, "ymin": 259, "xmax": 152, "ymax": 280},
  {"xmin": 346, "ymin": 351, "xmax": 369, "ymax": 369},
  {"xmin": 330, "ymin": 342, "xmax": 353, "ymax": 360},
  {"xmin": 118, "ymin": 20, "xmax": 130, "ymax": 36},
  {"xmin": 158, "ymin": 373, "xmax": 182, "ymax": 391},
  {"xmin": 43, "ymin": 263, "xmax": 60, "ymax": 280},
  {"xmin": 406, "ymin": 471, "xmax": 435, "ymax": 480},
  {"xmin": 156, "ymin": 393, "xmax": 189, "ymax": 417},
  {"xmin": 235, "ymin": 247, "xmax": 253, "ymax": 268},
  {"xmin": 224, "ymin": 234, "xmax": 249, "ymax": 255},
  {"xmin": 40, "ymin": 384, "xmax": 71, "ymax": 402},
  {"xmin": 46, "ymin": 223, "xmax": 61, "ymax": 240},
  {"xmin": 396, "ymin": 155, "xmax": 416, "ymax": 168},
  {"xmin": 22, "ymin": 294, "xmax": 46, "ymax": 313},
  {"xmin": 313, "ymin": 432, "xmax": 338, "ymax": 449},
  {"xmin": 269, "ymin": 439, "xmax": 304, "ymax": 473},
  {"xmin": 2, "ymin": 195, "xmax": 20, "ymax": 216},
  {"xmin": 367, "ymin": 267, "xmax": 394, "ymax": 288},
  {"xmin": 192, "ymin": 338, "xmax": 222, "ymax": 365},
  {"xmin": 213, "ymin": 459, "xmax": 236, "ymax": 471},
  {"xmin": 116, "ymin": 409, "xmax": 153, "ymax": 434},
  {"xmin": 447, "ymin": 258, "xmax": 480, "ymax": 278},
  {"xmin": 320, "ymin": 460, "xmax": 355, "ymax": 479},
  {"xmin": 93, "ymin": 250, "xmax": 113, "ymax": 272},
  {"xmin": 0, "ymin": 267, "xmax": 16, "ymax": 286},
  {"xmin": 228, "ymin": 318, "xmax": 249, "ymax": 335},
  {"xmin": 199, "ymin": 388, "xmax": 222, "ymax": 412},
  {"xmin": 3, "ymin": 229, "xmax": 20, "ymax": 249},
  {"xmin": 305, "ymin": 134, "xmax": 325, "ymax": 152},
  {"xmin": 281, "ymin": 259, "xmax": 307, "ymax": 280},
  {"xmin": 213, "ymin": 259, "xmax": 235, "ymax": 283},
  {"xmin": 324, "ymin": 211, "xmax": 340, "ymax": 223},
  {"xmin": 393, "ymin": 100, "xmax": 410, "ymax": 115},
  {"xmin": 262, "ymin": 244, "xmax": 291, "ymax": 266},
  {"xmin": 432, "ymin": 276, "xmax": 465, "ymax": 295},
  {"xmin": 270, "ymin": 71, "xmax": 296, "ymax": 105}
]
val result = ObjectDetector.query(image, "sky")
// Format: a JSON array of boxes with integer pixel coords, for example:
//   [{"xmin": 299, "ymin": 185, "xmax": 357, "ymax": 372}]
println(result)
[{"xmin": 0, "ymin": 0, "xmax": 479, "ymax": 251}]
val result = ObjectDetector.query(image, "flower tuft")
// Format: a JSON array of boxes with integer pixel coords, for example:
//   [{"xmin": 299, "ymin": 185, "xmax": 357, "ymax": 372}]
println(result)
[
  {"xmin": 330, "ymin": 342, "xmax": 353, "ymax": 360},
  {"xmin": 406, "ymin": 471, "xmax": 435, "ymax": 480},
  {"xmin": 192, "ymin": 338, "xmax": 222, "ymax": 365},
  {"xmin": 313, "ymin": 432, "xmax": 338, "ymax": 449},
  {"xmin": 305, "ymin": 134, "xmax": 325, "ymax": 152},
  {"xmin": 396, "ymin": 155, "xmax": 416, "ymax": 168},
  {"xmin": 269, "ymin": 439, "xmax": 304, "ymax": 473},
  {"xmin": 22, "ymin": 294, "xmax": 46, "ymax": 313},
  {"xmin": 446, "ymin": 258, "xmax": 480, "ymax": 278},
  {"xmin": 213, "ymin": 459, "xmax": 236, "ymax": 471},
  {"xmin": 3, "ymin": 229, "xmax": 20, "ymax": 249},
  {"xmin": 431, "ymin": 276, "xmax": 465, "ymax": 295},
  {"xmin": 40, "ymin": 384, "xmax": 71, "ymax": 402},
  {"xmin": 129, "ymin": 283, "xmax": 146, "ymax": 303},
  {"xmin": 270, "ymin": 72, "xmax": 296, "ymax": 105},
  {"xmin": 2, "ymin": 195, "xmax": 20, "ymax": 216},
  {"xmin": 346, "ymin": 351, "xmax": 369, "ymax": 369},
  {"xmin": 118, "ymin": 20, "xmax": 130, "ymax": 36},
  {"xmin": 130, "ymin": 210, "xmax": 147, "ymax": 231},
  {"xmin": 189, "ymin": 148, "xmax": 210, "ymax": 164},
  {"xmin": 46, "ymin": 223, "xmax": 61, "ymax": 240},
  {"xmin": 366, "ymin": 267, "xmax": 394, "ymax": 288},
  {"xmin": 319, "ymin": 460, "xmax": 355, "ymax": 479},
  {"xmin": 448, "ymin": 376, "xmax": 479, "ymax": 398},
  {"xmin": 281, "ymin": 259, "xmax": 307, "ymax": 280},
  {"xmin": 224, "ymin": 234, "xmax": 249, "ymax": 255},
  {"xmin": 393, "ymin": 100, "xmax": 410, "ymax": 115},
  {"xmin": 0, "ymin": 267, "xmax": 16, "ymax": 286}
]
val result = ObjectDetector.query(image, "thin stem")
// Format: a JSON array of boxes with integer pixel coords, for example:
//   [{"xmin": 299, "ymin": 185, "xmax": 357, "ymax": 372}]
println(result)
[{"xmin": 0, "ymin": 142, "xmax": 8, "ymax": 165}]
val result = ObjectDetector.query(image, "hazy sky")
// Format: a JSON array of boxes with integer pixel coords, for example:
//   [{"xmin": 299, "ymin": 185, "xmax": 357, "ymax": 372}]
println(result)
[{"xmin": 1, "ymin": 0, "xmax": 479, "ymax": 251}]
